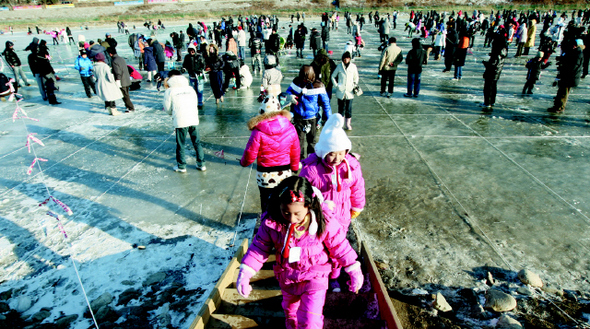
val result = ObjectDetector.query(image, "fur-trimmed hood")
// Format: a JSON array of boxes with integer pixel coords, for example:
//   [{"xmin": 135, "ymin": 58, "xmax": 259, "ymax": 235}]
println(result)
[{"xmin": 247, "ymin": 110, "xmax": 292, "ymax": 131}]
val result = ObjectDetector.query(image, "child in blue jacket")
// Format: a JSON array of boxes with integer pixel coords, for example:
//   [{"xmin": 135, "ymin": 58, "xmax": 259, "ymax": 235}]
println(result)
[
  {"xmin": 74, "ymin": 49, "xmax": 96, "ymax": 98},
  {"xmin": 285, "ymin": 65, "xmax": 332, "ymax": 160}
]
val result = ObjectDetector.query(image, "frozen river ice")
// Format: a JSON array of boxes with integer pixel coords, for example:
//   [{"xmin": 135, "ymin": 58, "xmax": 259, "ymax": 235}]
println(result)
[{"xmin": 0, "ymin": 14, "xmax": 589, "ymax": 328}]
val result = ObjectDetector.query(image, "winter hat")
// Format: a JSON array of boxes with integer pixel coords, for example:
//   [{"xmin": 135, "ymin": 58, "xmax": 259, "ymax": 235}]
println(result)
[
  {"xmin": 342, "ymin": 51, "xmax": 351, "ymax": 60},
  {"xmin": 315, "ymin": 113, "xmax": 352, "ymax": 160},
  {"xmin": 188, "ymin": 44, "xmax": 197, "ymax": 52},
  {"xmin": 263, "ymin": 54, "xmax": 277, "ymax": 66},
  {"xmin": 6, "ymin": 41, "xmax": 14, "ymax": 47},
  {"xmin": 105, "ymin": 33, "xmax": 111, "ymax": 37},
  {"xmin": 536, "ymin": 50, "xmax": 544, "ymax": 58},
  {"xmin": 80, "ymin": 49, "xmax": 87, "ymax": 55},
  {"xmin": 94, "ymin": 52, "xmax": 106, "ymax": 62},
  {"xmin": 258, "ymin": 95, "xmax": 281, "ymax": 114}
]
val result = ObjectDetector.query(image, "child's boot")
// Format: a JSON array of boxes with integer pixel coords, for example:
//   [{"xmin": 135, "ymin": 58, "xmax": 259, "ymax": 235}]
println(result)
[{"xmin": 345, "ymin": 118, "xmax": 352, "ymax": 130}]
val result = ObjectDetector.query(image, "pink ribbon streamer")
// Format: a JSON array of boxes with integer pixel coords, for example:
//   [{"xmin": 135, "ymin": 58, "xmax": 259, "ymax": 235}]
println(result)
[
  {"xmin": 215, "ymin": 150, "xmax": 225, "ymax": 159},
  {"xmin": 27, "ymin": 157, "xmax": 47, "ymax": 175},
  {"xmin": 11, "ymin": 101, "xmax": 38, "ymax": 122},
  {"xmin": 38, "ymin": 196, "xmax": 74, "ymax": 216},
  {"xmin": 26, "ymin": 133, "xmax": 45, "ymax": 153},
  {"xmin": 46, "ymin": 211, "xmax": 68, "ymax": 238}
]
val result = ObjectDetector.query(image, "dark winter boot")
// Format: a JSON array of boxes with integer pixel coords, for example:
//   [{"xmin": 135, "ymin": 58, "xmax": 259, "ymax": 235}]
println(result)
[{"xmin": 48, "ymin": 94, "xmax": 61, "ymax": 105}]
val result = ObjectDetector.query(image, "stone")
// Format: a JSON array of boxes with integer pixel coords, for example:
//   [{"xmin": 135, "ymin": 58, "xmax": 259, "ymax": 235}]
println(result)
[
  {"xmin": 30, "ymin": 308, "xmax": 52, "ymax": 322},
  {"xmin": 90, "ymin": 292, "xmax": 113, "ymax": 310},
  {"xmin": 55, "ymin": 314, "xmax": 78, "ymax": 329},
  {"xmin": 142, "ymin": 272, "xmax": 166, "ymax": 287},
  {"xmin": 94, "ymin": 305, "xmax": 119, "ymax": 323},
  {"xmin": 0, "ymin": 289, "xmax": 13, "ymax": 300},
  {"xmin": 433, "ymin": 292, "xmax": 452, "ymax": 312},
  {"xmin": 496, "ymin": 314, "xmax": 523, "ymax": 329},
  {"xmin": 484, "ymin": 289, "xmax": 517, "ymax": 312},
  {"xmin": 516, "ymin": 286, "xmax": 533, "ymax": 296},
  {"xmin": 117, "ymin": 288, "xmax": 142, "ymax": 306},
  {"xmin": 517, "ymin": 269, "xmax": 543, "ymax": 288},
  {"xmin": 13, "ymin": 296, "xmax": 32, "ymax": 313},
  {"xmin": 541, "ymin": 286, "xmax": 563, "ymax": 297}
]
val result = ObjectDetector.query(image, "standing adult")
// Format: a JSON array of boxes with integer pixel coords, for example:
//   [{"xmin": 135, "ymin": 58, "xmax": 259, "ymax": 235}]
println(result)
[
  {"xmin": 294, "ymin": 24, "xmax": 306, "ymax": 58},
  {"xmin": 183, "ymin": 44, "xmax": 206, "ymax": 107},
  {"xmin": 309, "ymin": 28, "xmax": 322, "ymax": 58},
  {"xmin": 453, "ymin": 33, "xmax": 469, "ymax": 80},
  {"xmin": 108, "ymin": 48, "xmax": 135, "ymax": 113},
  {"xmin": 165, "ymin": 71, "xmax": 206, "ymax": 173},
  {"xmin": 331, "ymin": 51, "xmax": 358, "ymax": 130},
  {"xmin": 151, "ymin": 37, "xmax": 166, "ymax": 72},
  {"xmin": 523, "ymin": 19, "xmax": 537, "ymax": 56},
  {"xmin": 36, "ymin": 40, "xmax": 61, "ymax": 105},
  {"xmin": 94, "ymin": 53, "xmax": 123, "ymax": 115},
  {"xmin": 404, "ymin": 38, "xmax": 426, "ymax": 98},
  {"xmin": 236, "ymin": 26, "xmax": 247, "ymax": 61},
  {"xmin": 3, "ymin": 41, "xmax": 30, "ymax": 87},
  {"xmin": 205, "ymin": 43, "xmax": 225, "ymax": 103},
  {"xmin": 66, "ymin": 27, "xmax": 75, "ymax": 45},
  {"xmin": 321, "ymin": 23, "xmax": 330, "ymax": 52},
  {"xmin": 443, "ymin": 23, "xmax": 458, "ymax": 72},
  {"xmin": 249, "ymin": 31, "xmax": 263, "ymax": 74},
  {"xmin": 548, "ymin": 39, "xmax": 584, "ymax": 113},
  {"xmin": 170, "ymin": 31, "xmax": 183, "ymax": 62},
  {"xmin": 378, "ymin": 37, "xmax": 403, "ymax": 98}
]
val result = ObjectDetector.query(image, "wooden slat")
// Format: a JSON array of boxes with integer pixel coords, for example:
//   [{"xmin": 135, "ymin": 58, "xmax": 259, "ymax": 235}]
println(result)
[
  {"xmin": 208, "ymin": 314, "xmax": 259, "ymax": 328},
  {"xmin": 223, "ymin": 288, "xmax": 283, "ymax": 305},
  {"xmin": 361, "ymin": 241, "xmax": 404, "ymax": 329},
  {"xmin": 189, "ymin": 239, "xmax": 250, "ymax": 329}
]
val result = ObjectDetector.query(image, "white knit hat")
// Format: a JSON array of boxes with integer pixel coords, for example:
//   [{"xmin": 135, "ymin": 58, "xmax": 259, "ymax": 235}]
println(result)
[{"xmin": 315, "ymin": 113, "xmax": 352, "ymax": 159}]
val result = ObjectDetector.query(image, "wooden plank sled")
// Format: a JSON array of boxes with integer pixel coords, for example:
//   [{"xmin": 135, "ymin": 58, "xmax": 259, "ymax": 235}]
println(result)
[{"xmin": 188, "ymin": 238, "xmax": 403, "ymax": 329}]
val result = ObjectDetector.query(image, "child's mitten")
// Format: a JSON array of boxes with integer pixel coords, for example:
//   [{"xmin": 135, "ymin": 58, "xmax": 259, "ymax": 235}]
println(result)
[
  {"xmin": 351, "ymin": 210, "xmax": 361, "ymax": 219},
  {"xmin": 236, "ymin": 264, "xmax": 256, "ymax": 298},
  {"xmin": 345, "ymin": 261, "xmax": 364, "ymax": 293}
]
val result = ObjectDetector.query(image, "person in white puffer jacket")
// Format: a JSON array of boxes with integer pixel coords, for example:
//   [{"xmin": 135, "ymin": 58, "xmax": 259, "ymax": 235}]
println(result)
[{"xmin": 164, "ymin": 70, "xmax": 206, "ymax": 173}]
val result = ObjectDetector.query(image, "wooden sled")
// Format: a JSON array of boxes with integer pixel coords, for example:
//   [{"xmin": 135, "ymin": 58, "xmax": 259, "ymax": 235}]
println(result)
[{"xmin": 189, "ymin": 238, "xmax": 403, "ymax": 329}]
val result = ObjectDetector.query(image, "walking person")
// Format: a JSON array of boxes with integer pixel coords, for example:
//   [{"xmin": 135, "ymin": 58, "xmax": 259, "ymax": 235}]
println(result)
[
  {"xmin": 378, "ymin": 37, "xmax": 403, "ymax": 97},
  {"xmin": 481, "ymin": 47, "xmax": 507, "ymax": 109},
  {"xmin": 239, "ymin": 95, "xmax": 300, "ymax": 211},
  {"xmin": 165, "ymin": 70, "xmax": 206, "ymax": 172},
  {"xmin": 236, "ymin": 176, "xmax": 363, "ymax": 329},
  {"xmin": 331, "ymin": 51, "xmax": 358, "ymax": 130},
  {"xmin": 453, "ymin": 32, "xmax": 469, "ymax": 80},
  {"xmin": 249, "ymin": 31, "xmax": 263, "ymax": 74},
  {"xmin": 36, "ymin": 40, "xmax": 61, "ymax": 105},
  {"xmin": 404, "ymin": 38, "xmax": 427, "ymax": 98},
  {"xmin": 285, "ymin": 65, "xmax": 332, "ymax": 159},
  {"xmin": 94, "ymin": 53, "xmax": 123, "ymax": 116},
  {"xmin": 108, "ymin": 48, "xmax": 135, "ymax": 113},
  {"xmin": 443, "ymin": 23, "xmax": 458, "ymax": 72},
  {"xmin": 74, "ymin": 49, "xmax": 96, "ymax": 98}
]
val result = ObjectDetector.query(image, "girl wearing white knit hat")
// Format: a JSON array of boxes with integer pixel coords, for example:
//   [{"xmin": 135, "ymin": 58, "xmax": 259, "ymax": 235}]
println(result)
[{"xmin": 299, "ymin": 113, "xmax": 365, "ymax": 291}]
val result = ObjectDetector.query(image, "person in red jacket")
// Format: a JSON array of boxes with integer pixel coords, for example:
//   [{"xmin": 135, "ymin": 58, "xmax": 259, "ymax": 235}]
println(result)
[{"xmin": 240, "ymin": 95, "xmax": 300, "ymax": 211}]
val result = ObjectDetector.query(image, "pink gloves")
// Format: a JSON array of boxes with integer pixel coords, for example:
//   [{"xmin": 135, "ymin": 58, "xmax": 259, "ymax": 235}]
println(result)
[
  {"xmin": 345, "ymin": 261, "xmax": 364, "ymax": 293},
  {"xmin": 236, "ymin": 264, "xmax": 256, "ymax": 298}
]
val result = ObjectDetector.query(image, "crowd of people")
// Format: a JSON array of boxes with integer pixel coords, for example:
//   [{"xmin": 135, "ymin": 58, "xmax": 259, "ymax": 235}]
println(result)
[{"xmin": 2, "ymin": 8, "xmax": 590, "ymax": 327}]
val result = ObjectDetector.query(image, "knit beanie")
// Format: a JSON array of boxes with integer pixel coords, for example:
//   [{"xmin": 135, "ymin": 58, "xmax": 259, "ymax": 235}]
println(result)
[
  {"xmin": 258, "ymin": 95, "xmax": 281, "ymax": 114},
  {"xmin": 315, "ymin": 113, "xmax": 352, "ymax": 160},
  {"xmin": 94, "ymin": 52, "xmax": 106, "ymax": 62}
]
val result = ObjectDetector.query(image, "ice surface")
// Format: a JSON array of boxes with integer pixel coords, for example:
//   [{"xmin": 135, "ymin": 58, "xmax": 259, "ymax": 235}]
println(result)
[{"xmin": 0, "ymin": 13, "xmax": 589, "ymax": 329}]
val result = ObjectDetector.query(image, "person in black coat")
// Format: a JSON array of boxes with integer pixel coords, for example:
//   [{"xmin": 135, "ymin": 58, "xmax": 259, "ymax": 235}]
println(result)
[
  {"xmin": 151, "ymin": 38, "xmax": 167, "ymax": 72},
  {"xmin": 170, "ymin": 32, "xmax": 183, "ymax": 62},
  {"xmin": 309, "ymin": 28, "xmax": 322, "ymax": 58},
  {"xmin": 443, "ymin": 24, "xmax": 458, "ymax": 72},
  {"xmin": 222, "ymin": 50, "xmax": 241, "ymax": 91},
  {"xmin": 548, "ymin": 39, "xmax": 584, "ymax": 113},
  {"xmin": 481, "ymin": 45, "xmax": 507, "ymax": 109},
  {"xmin": 36, "ymin": 40, "xmax": 61, "ymax": 105},
  {"xmin": 204, "ymin": 43, "xmax": 225, "ymax": 103},
  {"xmin": 3, "ymin": 41, "xmax": 30, "ymax": 87},
  {"xmin": 404, "ymin": 38, "xmax": 426, "ymax": 97},
  {"xmin": 294, "ymin": 24, "xmax": 306, "ymax": 58},
  {"xmin": 183, "ymin": 44, "xmax": 206, "ymax": 107},
  {"xmin": 522, "ymin": 51, "xmax": 550, "ymax": 94}
]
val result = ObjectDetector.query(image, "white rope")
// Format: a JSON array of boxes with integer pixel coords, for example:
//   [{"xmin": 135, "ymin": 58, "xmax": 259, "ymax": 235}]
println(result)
[{"xmin": 230, "ymin": 164, "xmax": 254, "ymax": 247}]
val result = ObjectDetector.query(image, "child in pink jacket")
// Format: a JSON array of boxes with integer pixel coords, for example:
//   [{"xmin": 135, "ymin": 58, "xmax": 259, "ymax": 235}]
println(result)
[
  {"xmin": 299, "ymin": 113, "xmax": 366, "ymax": 291},
  {"xmin": 240, "ymin": 96, "xmax": 300, "ymax": 211},
  {"xmin": 236, "ymin": 176, "xmax": 363, "ymax": 329}
]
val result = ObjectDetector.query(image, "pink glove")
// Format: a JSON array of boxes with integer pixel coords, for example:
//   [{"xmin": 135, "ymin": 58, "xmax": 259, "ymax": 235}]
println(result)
[
  {"xmin": 345, "ymin": 261, "xmax": 364, "ymax": 293},
  {"xmin": 236, "ymin": 264, "xmax": 256, "ymax": 298}
]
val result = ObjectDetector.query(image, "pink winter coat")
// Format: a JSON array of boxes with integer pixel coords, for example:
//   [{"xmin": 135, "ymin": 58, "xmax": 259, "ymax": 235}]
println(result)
[
  {"xmin": 241, "ymin": 210, "xmax": 358, "ymax": 291},
  {"xmin": 240, "ymin": 110, "xmax": 300, "ymax": 171},
  {"xmin": 300, "ymin": 153, "xmax": 365, "ymax": 230}
]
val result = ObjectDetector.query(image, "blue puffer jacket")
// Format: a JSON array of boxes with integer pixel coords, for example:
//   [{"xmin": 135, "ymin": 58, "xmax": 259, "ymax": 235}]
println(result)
[
  {"xmin": 285, "ymin": 76, "xmax": 332, "ymax": 120},
  {"xmin": 74, "ymin": 55, "xmax": 94, "ymax": 77}
]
